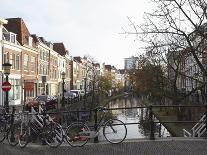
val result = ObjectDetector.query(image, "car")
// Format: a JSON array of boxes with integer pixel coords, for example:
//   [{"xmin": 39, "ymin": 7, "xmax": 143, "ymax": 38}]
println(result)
[
  {"xmin": 64, "ymin": 92, "xmax": 76, "ymax": 100},
  {"xmin": 26, "ymin": 95, "xmax": 57, "ymax": 111},
  {"xmin": 70, "ymin": 90, "xmax": 81, "ymax": 100}
]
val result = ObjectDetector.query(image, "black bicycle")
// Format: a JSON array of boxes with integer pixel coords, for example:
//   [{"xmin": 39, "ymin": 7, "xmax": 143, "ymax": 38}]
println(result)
[
  {"xmin": 0, "ymin": 106, "xmax": 21, "ymax": 146},
  {"xmin": 65, "ymin": 106, "xmax": 127, "ymax": 147},
  {"xmin": 18, "ymin": 105, "xmax": 63, "ymax": 148}
]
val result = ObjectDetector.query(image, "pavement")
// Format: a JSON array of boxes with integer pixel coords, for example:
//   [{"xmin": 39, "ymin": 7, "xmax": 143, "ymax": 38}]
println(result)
[{"xmin": 1, "ymin": 138, "xmax": 207, "ymax": 155}]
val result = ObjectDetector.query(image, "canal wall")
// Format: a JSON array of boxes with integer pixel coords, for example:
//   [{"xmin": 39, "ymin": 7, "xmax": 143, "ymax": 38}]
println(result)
[{"xmin": 139, "ymin": 99, "xmax": 194, "ymax": 137}]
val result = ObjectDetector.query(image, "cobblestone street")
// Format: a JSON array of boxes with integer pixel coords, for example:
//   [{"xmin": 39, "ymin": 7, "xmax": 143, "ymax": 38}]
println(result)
[{"xmin": 1, "ymin": 139, "xmax": 207, "ymax": 155}]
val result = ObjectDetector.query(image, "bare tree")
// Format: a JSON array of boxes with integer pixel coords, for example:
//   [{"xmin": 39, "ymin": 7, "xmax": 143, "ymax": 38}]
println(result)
[{"xmin": 123, "ymin": 0, "xmax": 207, "ymax": 104}]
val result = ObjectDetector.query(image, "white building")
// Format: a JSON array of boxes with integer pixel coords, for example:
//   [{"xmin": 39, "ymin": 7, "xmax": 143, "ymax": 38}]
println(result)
[{"xmin": 124, "ymin": 56, "xmax": 138, "ymax": 70}]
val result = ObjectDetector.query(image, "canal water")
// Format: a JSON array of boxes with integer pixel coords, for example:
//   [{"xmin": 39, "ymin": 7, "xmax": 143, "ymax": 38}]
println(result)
[{"xmin": 99, "ymin": 95, "xmax": 171, "ymax": 141}]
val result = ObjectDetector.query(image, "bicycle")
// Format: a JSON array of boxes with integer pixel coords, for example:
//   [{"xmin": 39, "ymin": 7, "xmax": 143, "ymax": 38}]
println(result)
[
  {"xmin": 65, "ymin": 106, "xmax": 127, "ymax": 147},
  {"xmin": 0, "ymin": 106, "xmax": 21, "ymax": 146},
  {"xmin": 18, "ymin": 103, "xmax": 63, "ymax": 148}
]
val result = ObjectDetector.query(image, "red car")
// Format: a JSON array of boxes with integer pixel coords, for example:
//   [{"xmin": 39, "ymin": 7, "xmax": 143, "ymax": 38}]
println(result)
[{"xmin": 26, "ymin": 95, "xmax": 57, "ymax": 111}]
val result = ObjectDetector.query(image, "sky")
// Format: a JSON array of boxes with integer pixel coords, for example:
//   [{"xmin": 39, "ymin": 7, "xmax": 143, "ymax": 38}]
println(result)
[{"xmin": 0, "ymin": 0, "xmax": 152, "ymax": 69}]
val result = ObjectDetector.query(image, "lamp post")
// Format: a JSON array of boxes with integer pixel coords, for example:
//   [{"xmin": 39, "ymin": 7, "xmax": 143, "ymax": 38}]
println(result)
[
  {"xmin": 2, "ymin": 63, "xmax": 12, "ymax": 113},
  {"xmin": 61, "ymin": 72, "xmax": 66, "ymax": 107}
]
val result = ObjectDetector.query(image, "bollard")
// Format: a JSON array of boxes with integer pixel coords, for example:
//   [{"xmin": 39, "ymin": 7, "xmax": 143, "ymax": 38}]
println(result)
[
  {"xmin": 94, "ymin": 109, "xmax": 99, "ymax": 143},
  {"xmin": 149, "ymin": 105, "xmax": 155, "ymax": 140}
]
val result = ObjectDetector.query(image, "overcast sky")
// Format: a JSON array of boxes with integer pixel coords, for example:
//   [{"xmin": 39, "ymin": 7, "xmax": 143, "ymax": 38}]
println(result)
[{"xmin": 0, "ymin": 0, "xmax": 152, "ymax": 69}]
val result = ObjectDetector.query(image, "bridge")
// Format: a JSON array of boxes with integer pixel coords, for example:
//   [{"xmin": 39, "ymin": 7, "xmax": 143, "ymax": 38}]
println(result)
[{"xmin": 0, "ymin": 138, "xmax": 207, "ymax": 155}]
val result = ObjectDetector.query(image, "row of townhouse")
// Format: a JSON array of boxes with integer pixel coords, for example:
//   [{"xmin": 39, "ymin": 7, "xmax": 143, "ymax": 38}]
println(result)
[
  {"xmin": 167, "ymin": 24, "xmax": 207, "ymax": 103},
  {"xmin": 0, "ymin": 17, "xmax": 126, "ymax": 107},
  {"xmin": 0, "ymin": 18, "xmax": 70, "ymax": 106}
]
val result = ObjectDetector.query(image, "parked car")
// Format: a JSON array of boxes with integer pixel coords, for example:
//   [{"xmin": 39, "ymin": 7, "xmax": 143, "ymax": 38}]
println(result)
[
  {"xmin": 26, "ymin": 95, "xmax": 57, "ymax": 111},
  {"xmin": 64, "ymin": 92, "xmax": 76, "ymax": 101},
  {"xmin": 70, "ymin": 90, "xmax": 81, "ymax": 100}
]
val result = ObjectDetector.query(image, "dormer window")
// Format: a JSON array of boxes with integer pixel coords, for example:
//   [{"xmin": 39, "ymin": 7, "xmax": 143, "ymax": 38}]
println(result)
[
  {"xmin": 3, "ymin": 31, "xmax": 17, "ymax": 44},
  {"xmin": 10, "ymin": 33, "xmax": 16, "ymax": 43}
]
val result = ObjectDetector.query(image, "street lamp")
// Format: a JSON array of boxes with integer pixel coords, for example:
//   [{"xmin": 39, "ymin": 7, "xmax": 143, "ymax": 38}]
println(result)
[
  {"xmin": 2, "ymin": 63, "xmax": 12, "ymax": 113},
  {"xmin": 61, "ymin": 72, "xmax": 66, "ymax": 107}
]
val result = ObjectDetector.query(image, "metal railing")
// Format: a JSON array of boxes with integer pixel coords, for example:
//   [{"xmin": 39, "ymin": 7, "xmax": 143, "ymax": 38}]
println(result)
[{"xmin": 46, "ymin": 104, "xmax": 207, "ymax": 142}]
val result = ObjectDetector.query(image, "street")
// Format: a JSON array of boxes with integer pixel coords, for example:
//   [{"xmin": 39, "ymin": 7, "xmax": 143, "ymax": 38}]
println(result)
[{"xmin": 1, "ymin": 139, "xmax": 207, "ymax": 155}]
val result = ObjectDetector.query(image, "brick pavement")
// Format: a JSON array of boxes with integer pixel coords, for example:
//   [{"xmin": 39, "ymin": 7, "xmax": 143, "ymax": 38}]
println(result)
[{"xmin": 0, "ymin": 138, "xmax": 207, "ymax": 155}]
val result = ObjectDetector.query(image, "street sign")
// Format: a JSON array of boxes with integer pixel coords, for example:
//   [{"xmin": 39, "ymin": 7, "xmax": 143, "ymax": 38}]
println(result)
[
  {"xmin": 24, "ymin": 82, "xmax": 34, "ymax": 91},
  {"xmin": 2, "ymin": 82, "xmax": 11, "ymax": 92}
]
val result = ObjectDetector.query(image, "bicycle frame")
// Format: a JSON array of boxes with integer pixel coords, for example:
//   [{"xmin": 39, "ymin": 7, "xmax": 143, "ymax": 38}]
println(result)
[
  {"xmin": 20, "ymin": 113, "xmax": 50, "ymax": 141},
  {"xmin": 78, "ymin": 109, "xmax": 110, "ymax": 139}
]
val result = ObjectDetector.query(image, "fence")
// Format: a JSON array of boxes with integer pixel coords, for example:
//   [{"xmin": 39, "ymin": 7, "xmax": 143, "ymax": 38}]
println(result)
[{"xmin": 46, "ymin": 104, "xmax": 207, "ymax": 142}]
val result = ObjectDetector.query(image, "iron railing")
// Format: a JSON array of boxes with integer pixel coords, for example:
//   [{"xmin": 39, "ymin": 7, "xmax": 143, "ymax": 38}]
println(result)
[{"xmin": 46, "ymin": 104, "xmax": 207, "ymax": 142}]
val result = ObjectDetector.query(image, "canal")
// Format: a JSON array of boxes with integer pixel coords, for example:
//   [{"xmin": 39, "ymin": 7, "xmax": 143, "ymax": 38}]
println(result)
[{"xmin": 99, "ymin": 95, "xmax": 171, "ymax": 141}]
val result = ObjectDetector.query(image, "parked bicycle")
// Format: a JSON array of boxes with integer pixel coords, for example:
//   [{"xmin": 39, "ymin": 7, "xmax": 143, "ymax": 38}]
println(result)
[
  {"xmin": 18, "ymin": 102, "xmax": 63, "ymax": 148},
  {"xmin": 65, "ymin": 106, "xmax": 127, "ymax": 147},
  {"xmin": 0, "ymin": 106, "xmax": 21, "ymax": 146}
]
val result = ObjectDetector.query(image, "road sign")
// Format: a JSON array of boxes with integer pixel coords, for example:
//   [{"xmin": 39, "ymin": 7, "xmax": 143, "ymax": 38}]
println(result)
[
  {"xmin": 2, "ymin": 82, "xmax": 11, "ymax": 92},
  {"xmin": 24, "ymin": 82, "xmax": 34, "ymax": 91}
]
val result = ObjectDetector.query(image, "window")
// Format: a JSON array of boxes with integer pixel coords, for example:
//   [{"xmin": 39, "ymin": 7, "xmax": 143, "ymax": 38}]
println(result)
[
  {"xmin": 42, "ymin": 65, "xmax": 45, "ymax": 75},
  {"xmin": 28, "ymin": 36, "xmax": 33, "ymax": 46},
  {"xmin": 10, "ymin": 53, "xmax": 15, "ymax": 69},
  {"xmin": 26, "ymin": 90, "xmax": 34, "ymax": 98},
  {"xmin": 31, "ymin": 56, "xmax": 36, "ymax": 72},
  {"xmin": 24, "ymin": 54, "xmax": 29, "ymax": 70},
  {"xmin": 8, "ymin": 79, "xmax": 21, "ymax": 100},
  {"xmin": 16, "ymin": 55, "xmax": 20, "ymax": 70},
  {"xmin": 40, "ymin": 64, "xmax": 43, "ymax": 74},
  {"xmin": 40, "ymin": 50, "xmax": 43, "ymax": 60},
  {"xmin": 43, "ymin": 51, "xmax": 47, "ymax": 61},
  {"xmin": 4, "ymin": 53, "xmax": 9, "ymax": 63},
  {"xmin": 10, "ymin": 33, "xmax": 16, "ymax": 43}
]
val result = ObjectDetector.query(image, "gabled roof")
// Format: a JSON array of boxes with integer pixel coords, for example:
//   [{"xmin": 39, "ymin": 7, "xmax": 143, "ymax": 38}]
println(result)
[
  {"xmin": 4, "ymin": 18, "xmax": 31, "ymax": 46},
  {"xmin": 31, "ymin": 34, "xmax": 39, "ymax": 46},
  {"xmin": 73, "ymin": 56, "xmax": 82, "ymax": 63},
  {"xmin": 53, "ymin": 43, "xmax": 67, "ymax": 56},
  {"xmin": 31, "ymin": 34, "xmax": 50, "ymax": 47}
]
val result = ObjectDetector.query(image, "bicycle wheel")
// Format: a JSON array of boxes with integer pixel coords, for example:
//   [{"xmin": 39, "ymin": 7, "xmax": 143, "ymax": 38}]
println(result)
[
  {"xmin": 44, "ymin": 122, "xmax": 63, "ymax": 148},
  {"xmin": 8, "ymin": 123, "xmax": 21, "ymax": 146},
  {"xmin": 18, "ymin": 122, "xmax": 30, "ymax": 148},
  {"xmin": 0, "ymin": 121, "xmax": 7, "ymax": 142},
  {"xmin": 103, "ymin": 119, "xmax": 127, "ymax": 144},
  {"xmin": 65, "ymin": 122, "xmax": 90, "ymax": 147}
]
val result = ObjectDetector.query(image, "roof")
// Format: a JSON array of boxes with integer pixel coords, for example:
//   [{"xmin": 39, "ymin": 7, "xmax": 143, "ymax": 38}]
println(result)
[
  {"xmin": 73, "ymin": 57, "xmax": 82, "ymax": 63},
  {"xmin": 31, "ymin": 34, "xmax": 51, "ymax": 47},
  {"xmin": 4, "ymin": 18, "xmax": 31, "ymax": 46},
  {"xmin": 53, "ymin": 43, "xmax": 67, "ymax": 56},
  {"xmin": 105, "ymin": 65, "xmax": 112, "ymax": 71}
]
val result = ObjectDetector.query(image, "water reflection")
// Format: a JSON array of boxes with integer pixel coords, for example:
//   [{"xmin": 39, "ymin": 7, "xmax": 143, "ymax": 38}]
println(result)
[{"xmin": 99, "ymin": 96, "xmax": 171, "ymax": 141}]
